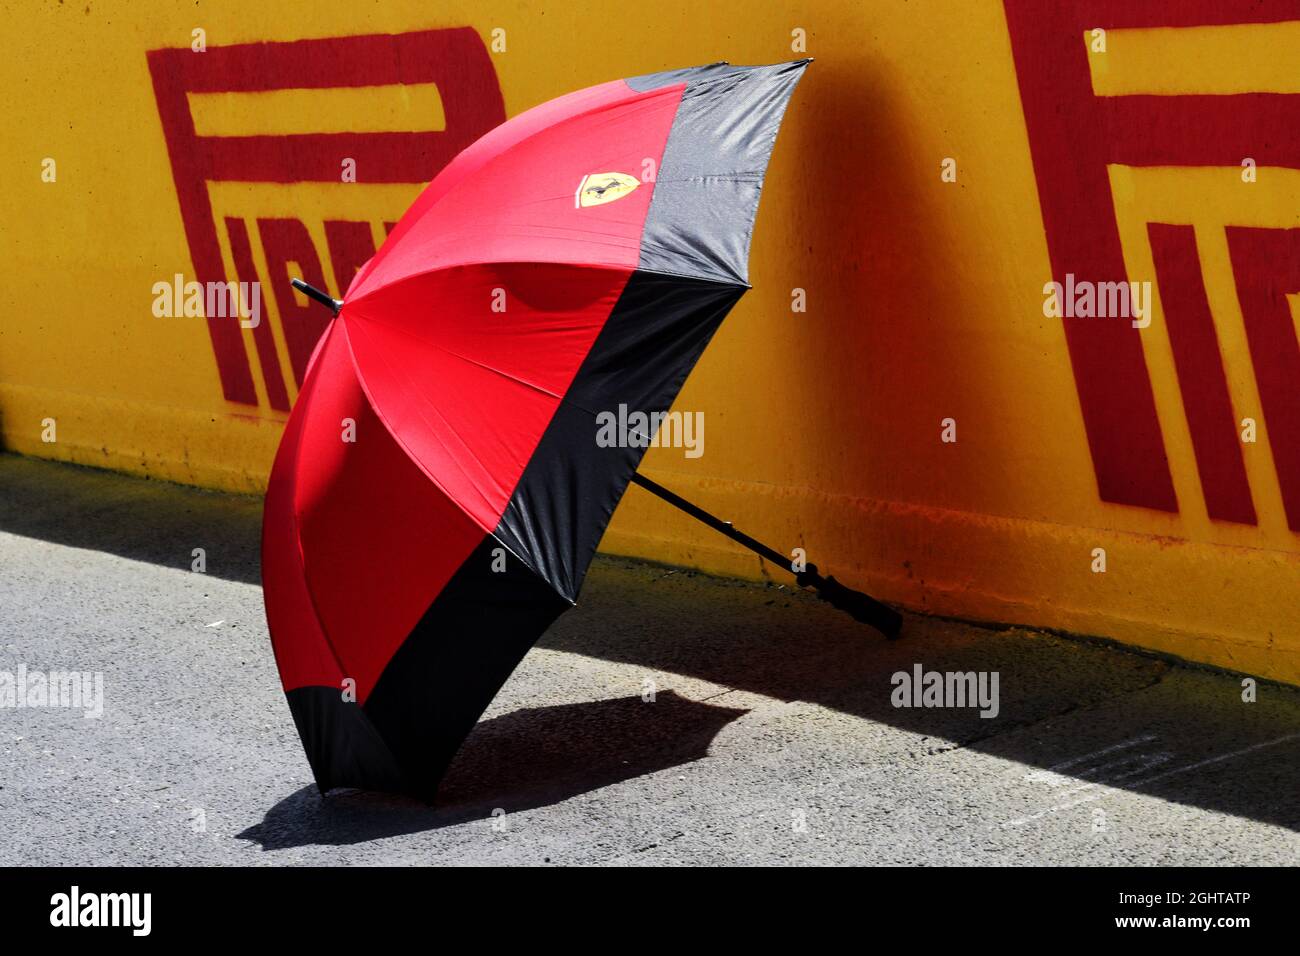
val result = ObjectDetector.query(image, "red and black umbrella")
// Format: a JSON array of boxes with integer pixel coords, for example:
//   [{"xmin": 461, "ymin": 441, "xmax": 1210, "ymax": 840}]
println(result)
[{"xmin": 263, "ymin": 60, "xmax": 899, "ymax": 801}]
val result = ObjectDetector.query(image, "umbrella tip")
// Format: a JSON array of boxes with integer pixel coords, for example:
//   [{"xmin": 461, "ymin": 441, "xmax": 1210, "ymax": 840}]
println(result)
[{"xmin": 291, "ymin": 277, "xmax": 343, "ymax": 316}]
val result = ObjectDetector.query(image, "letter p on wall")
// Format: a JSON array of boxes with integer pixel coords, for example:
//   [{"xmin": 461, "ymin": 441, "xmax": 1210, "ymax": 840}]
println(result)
[{"xmin": 146, "ymin": 29, "xmax": 507, "ymax": 412}]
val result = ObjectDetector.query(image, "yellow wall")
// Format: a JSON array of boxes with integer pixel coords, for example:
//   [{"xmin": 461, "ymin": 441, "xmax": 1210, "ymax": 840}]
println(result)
[{"xmin": 3, "ymin": 1, "xmax": 1298, "ymax": 683}]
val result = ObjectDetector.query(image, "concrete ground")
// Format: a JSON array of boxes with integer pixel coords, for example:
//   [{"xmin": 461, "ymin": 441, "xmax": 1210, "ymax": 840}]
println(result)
[{"xmin": 0, "ymin": 453, "xmax": 1296, "ymax": 866}]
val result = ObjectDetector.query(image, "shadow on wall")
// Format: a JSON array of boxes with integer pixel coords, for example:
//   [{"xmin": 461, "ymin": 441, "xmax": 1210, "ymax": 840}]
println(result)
[
  {"xmin": 647, "ymin": 57, "xmax": 1034, "ymax": 602},
  {"xmin": 8, "ymin": 455, "xmax": 1295, "ymax": 843},
  {"xmin": 775, "ymin": 58, "xmax": 1021, "ymax": 516}
]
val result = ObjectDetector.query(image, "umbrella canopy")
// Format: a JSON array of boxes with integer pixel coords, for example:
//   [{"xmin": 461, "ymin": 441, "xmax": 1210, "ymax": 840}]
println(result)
[{"xmin": 263, "ymin": 60, "xmax": 810, "ymax": 801}]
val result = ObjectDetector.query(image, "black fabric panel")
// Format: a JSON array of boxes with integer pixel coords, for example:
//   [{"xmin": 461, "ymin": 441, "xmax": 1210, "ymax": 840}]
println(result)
[
  {"xmin": 362, "ymin": 536, "xmax": 570, "ymax": 801},
  {"xmin": 495, "ymin": 272, "xmax": 746, "ymax": 601},
  {"xmin": 285, "ymin": 685, "xmax": 408, "ymax": 796},
  {"xmin": 630, "ymin": 60, "xmax": 809, "ymax": 285}
]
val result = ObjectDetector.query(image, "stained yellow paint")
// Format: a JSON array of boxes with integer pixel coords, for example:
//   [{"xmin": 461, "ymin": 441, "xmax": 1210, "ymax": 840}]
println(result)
[
  {"xmin": 190, "ymin": 83, "xmax": 447, "ymax": 136},
  {"xmin": 1088, "ymin": 22, "xmax": 1300, "ymax": 95},
  {"xmin": 1, "ymin": 1, "xmax": 1297, "ymax": 683}
]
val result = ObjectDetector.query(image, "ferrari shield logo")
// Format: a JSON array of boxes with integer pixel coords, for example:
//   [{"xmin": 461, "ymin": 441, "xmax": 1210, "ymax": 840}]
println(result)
[{"xmin": 575, "ymin": 171, "xmax": 639, "ymax": 208}]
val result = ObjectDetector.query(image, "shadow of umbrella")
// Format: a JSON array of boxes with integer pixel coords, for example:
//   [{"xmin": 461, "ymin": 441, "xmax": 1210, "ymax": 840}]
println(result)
[
  {"xmin": 10, "ymin": 456, "xmax": 1296, "ymax": 836},
  {"xmin": 237, "ymin": 690, "xmax": 747, "ymax": 849}
]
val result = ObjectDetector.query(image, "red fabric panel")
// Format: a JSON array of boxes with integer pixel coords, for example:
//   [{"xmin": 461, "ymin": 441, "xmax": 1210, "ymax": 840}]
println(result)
[
  {"xmin": 344, "ymin": 263, "xmax": 630, "ymax": 530},
  {"xmin": 264, "ymin": 320, "xmax": 485, "ymax": 699},
  {"xmin": 338, "ymin": 80, "xmax": 683, "ymax": 531},
  {"xmin": 265, "ymin": 75, "xmax": 686, "ymax": 698},
  {"xmin": 349, "ymin": 79, "xmax": 629, "ymax": 295},
  {"xmin": 262, "ymin": 326, "xmax": 342, "ymax": 693},
  {"xmin": 349, "ymin": 81, "xmax": 682, "ymax": 299}
]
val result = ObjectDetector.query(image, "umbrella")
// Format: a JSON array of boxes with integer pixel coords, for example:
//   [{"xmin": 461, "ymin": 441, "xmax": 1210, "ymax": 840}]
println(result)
[{"xmin": 264, "ymin": 59, "xmax": 900, "ymax": 802}]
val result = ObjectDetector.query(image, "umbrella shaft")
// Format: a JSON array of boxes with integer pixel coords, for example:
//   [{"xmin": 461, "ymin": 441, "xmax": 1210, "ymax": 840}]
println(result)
[
  {"xmin": 290, "ymin": 278, "xmax": 342, "ymax": 316},
  {"xmin": 630, "ymin": 471, "xmax": 903, "ymax": 638},
  {"xmin": 629, "ymin": 472, "xmax": 791, "ymax": 570}
]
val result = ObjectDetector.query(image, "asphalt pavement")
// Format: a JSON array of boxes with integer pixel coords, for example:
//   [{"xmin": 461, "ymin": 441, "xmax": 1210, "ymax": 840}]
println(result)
[{"xmin": 1, "ymin": 453, "xmax": 1296, "ymax": 865}]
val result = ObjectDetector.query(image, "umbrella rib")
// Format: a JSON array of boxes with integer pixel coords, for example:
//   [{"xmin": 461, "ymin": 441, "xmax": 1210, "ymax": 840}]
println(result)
[
  {"xmin": 338, "ymin": 312, "xmax": 684, "ymax": 600},
  {"xmin": 282, "ymin": 338, "xmax": 358, "ymax": 687},
  {"xmin": 345, "ymin": 273, "xmax": 749, "ymax": 524},
  {"xmin": 347, "ymin": 258, "xmax": 632, "ymax": 311},
  {"xmin": 287, "ymin": 511, "xmax": 353, "ymax": 685},
  {"xmin": 342, "ymin": 318, "xmax": 513, "ymax": 529},
  {"xmin": 346, "ymin": 309, "xmax": 564, "ymax": 401},
  {"xmin": 348, "ymin": 261, "xmax": 749, "ymax": 322}
]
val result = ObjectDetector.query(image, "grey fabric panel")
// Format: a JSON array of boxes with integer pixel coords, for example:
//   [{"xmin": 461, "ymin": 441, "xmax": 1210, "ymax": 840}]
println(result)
[
  {"xmin": 625, "ymin": 61, "xmax": 738, "ymax": 92},
  {"xmin": 632, "ymin": 60, "xmax": 810, "ymax": 286}
]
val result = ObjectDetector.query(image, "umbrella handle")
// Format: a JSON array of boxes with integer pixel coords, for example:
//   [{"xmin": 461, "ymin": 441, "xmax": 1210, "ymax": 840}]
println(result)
[
  {"xmin": 291, "ymin": 278, "xmax": 343, "ymax": 316},
  {"xmin": 628, "ymin": 472, "xmax": 903, "ymax": 639}
]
